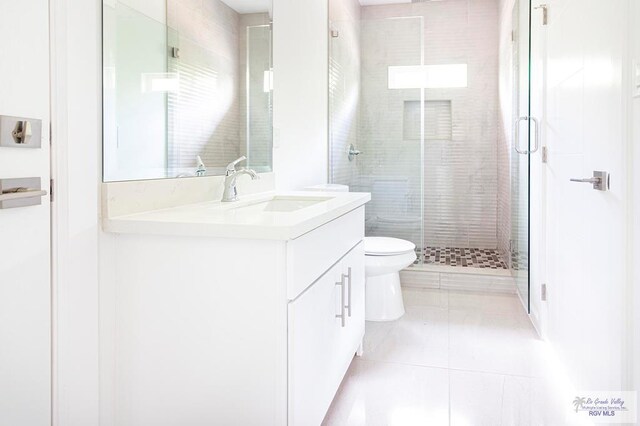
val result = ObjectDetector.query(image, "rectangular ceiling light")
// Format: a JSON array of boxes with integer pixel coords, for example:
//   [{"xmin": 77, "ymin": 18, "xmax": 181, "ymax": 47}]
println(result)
[{"xmin": 388, "ymin": 64, "xmax": 468, "ymax": 89}]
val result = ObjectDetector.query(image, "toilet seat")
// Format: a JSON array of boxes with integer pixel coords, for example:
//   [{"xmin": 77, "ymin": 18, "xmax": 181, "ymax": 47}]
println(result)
[{"xmin": 364, "ymin": 237, "xmax": 416, "ymax": 256}]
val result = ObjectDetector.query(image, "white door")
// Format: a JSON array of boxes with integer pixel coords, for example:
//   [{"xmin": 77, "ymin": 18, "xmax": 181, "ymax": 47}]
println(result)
[
  {"xmin": 0, "ymin": 1, "xmax": 52, "ymax": 425},
  {"xmin": 544, "ymin": 0, "xmax": 628, "ymax": 391}
]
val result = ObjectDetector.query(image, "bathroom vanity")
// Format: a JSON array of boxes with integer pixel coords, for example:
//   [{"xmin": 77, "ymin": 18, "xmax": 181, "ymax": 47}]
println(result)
[{"xmin": 102, "ymin": 189, "xmax": 370, "ymax": 425}]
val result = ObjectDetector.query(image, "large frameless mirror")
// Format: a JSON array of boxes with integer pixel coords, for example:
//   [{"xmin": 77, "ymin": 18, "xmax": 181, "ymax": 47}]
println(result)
[{"xmin": 103, "ymin": 0, "xmax": 273, "ymax": 182}]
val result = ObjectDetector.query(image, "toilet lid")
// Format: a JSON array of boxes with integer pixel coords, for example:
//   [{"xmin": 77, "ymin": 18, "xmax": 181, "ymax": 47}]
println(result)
[{"xmin": 364, "ymin": 237, "xmax": 416, "ymax": 256}]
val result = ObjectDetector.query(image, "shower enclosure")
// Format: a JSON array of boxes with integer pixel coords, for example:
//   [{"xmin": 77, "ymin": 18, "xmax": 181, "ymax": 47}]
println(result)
[{"xmin": 329, "ymin": 0, "xmax": 533, "ymax": 310}]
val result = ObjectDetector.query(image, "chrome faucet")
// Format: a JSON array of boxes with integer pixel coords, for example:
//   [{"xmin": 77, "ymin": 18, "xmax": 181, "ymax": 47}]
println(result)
[
  {"xmin": 222, "ymin": 156, "xmax": 259, "ymax": 202},
  {"xmin": 195, "ymin": 155, "xmax": 207, "ymax": 177}
]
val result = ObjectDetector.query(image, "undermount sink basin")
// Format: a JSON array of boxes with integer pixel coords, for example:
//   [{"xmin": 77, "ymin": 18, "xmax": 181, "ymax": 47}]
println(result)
[{"xmin": 232, "ymin": 196, "xmax": 334, "ymax": 213}]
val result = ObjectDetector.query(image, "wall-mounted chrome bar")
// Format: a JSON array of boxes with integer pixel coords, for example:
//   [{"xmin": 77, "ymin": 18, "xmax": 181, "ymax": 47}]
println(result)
[{"xmin": 0, "ymin": 177, "xmax": 47, "ymax": 209}]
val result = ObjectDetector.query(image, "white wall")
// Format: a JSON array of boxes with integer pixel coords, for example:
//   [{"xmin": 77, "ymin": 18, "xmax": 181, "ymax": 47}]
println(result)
[
  {"xmin": 272, "ymin": 0, "xmax": 329, "ymax": 190},
  {"xmin": 51, "ymin": 0, "xmax": 101, "ymax": 425},
  {"xmin": 630, "ymin": 0, "xmax": 640, "ymax": 405}
]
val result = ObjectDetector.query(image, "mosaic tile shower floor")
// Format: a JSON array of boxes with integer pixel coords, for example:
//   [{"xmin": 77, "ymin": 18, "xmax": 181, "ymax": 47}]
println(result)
[{"xmin": 418, "ymin": 247, "xmax": 509, "ymax": 270}]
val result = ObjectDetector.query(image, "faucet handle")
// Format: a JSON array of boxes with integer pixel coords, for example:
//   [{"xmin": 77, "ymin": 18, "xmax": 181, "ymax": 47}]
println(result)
[{"xmin": 226, "ymin": 156, "xmax": 247, "ymax": 174}]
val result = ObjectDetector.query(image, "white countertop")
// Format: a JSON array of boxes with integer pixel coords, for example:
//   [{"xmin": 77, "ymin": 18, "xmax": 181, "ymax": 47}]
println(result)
[{"xmin": 103, "ymin": 191, "xmax": 371, "ymax": 240}]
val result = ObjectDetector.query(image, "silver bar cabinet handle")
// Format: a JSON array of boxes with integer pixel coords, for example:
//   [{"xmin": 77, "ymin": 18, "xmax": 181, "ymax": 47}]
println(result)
[
  {"xmin": 336, "ymin": 276, "xmax": 346, "ymax": 327},
  {"xmin": 343, "ymin": 267, "xmax": 352, "ymax": 317}
]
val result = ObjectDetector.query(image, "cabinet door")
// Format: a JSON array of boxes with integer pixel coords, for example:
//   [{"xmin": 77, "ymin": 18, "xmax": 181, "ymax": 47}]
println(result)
[
  {"xmin": 340, "ymin": 241, "xmax": 366, "ymax": 357},
  {"xmin": 288, "ymin": 242, "xmax": 366, "ymax": 426},
  {"xmin": 288, "ymin": 260, "xmax": 347, "ymax": 426}
]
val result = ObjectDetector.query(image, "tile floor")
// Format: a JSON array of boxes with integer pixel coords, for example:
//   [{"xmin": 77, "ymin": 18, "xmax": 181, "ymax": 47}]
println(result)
[
  {"xmin": 323, "ymin": 288, "xmax": 568, "ymax": 426},
  {"xmin": 423, "ymin": 247, "xmax": 509, "ymax": 270}
]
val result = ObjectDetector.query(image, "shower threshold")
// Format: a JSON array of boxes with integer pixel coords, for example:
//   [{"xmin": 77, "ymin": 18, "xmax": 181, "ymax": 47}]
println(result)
[{"xmin": 403, "ymin": 247, "xmax": 514, "ymax": 293}]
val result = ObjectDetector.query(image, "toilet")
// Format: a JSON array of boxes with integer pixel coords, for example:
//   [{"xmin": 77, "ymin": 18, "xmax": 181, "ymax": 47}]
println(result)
[{"xmin": 364, "ymin": 237, "xmax": 417, "ymax": 321}]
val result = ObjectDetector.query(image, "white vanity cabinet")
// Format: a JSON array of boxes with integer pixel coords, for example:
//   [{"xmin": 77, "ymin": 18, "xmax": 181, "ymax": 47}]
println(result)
[
  {"xmin": 288, "ymin": 242, "xmax": 365, "ymax": 426},
  {"xmin": 104, "ymin": 201, "xmax": 368, "ymax": 426}
]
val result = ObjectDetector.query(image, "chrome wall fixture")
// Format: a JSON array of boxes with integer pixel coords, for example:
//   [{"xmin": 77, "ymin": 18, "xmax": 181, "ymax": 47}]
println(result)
[
  {"xmin": 0, "ymin": 115, "xmax": 42, "ymax": 149},
  {"xmin": 348, "ymin": 144, "xmax": 361, "ymax": 162}
]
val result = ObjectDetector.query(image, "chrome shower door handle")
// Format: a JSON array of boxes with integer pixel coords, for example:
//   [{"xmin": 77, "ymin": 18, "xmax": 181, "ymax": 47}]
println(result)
[
  {"xmin": 514, "ymin": 116, "xmax": 529, "ymax": 154},
  {"xmin": 336, "ymin": 276, "xmax": 346, "ymax": 327},
  {"xmin": 514, "ymin": 116, "xmax": 540, "ymax": 154},
  {"xmin": 530, "ymin": 116, "xmax": 540, "ymax": 153},
  {"xmin": 343, "ymin": 267, "xmax": 352, "ymax": 317}
]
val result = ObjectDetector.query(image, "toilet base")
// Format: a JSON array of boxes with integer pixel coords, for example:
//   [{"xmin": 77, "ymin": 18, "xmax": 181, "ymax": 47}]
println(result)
[{"xmin": 365, "ymin": 272, "xmax": 405, "ymax": 321}]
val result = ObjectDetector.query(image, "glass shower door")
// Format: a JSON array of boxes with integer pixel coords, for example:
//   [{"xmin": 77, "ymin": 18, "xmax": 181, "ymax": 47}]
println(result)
[
  {"xmin": 329, "ymin": 15, "xmax": 425, "ymax": 260},
  {"xmin": 511, "ymin": 0, "xmax": 533, "ymax": 311}
]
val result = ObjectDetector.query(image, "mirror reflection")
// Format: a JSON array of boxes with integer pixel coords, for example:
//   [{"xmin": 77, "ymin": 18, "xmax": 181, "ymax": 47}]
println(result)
[{"xmin": 103, "ymin": 0, "xmax": 273, "ymax": 182}]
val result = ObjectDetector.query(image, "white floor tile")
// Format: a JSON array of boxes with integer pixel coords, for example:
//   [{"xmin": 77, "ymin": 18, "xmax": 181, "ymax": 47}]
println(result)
[
  {"xmin": 501, "ymin": 375, "xmax": 535, "ymax": 425},
  {"xmin": 403, "ymin": 288, "xmax": 449, "ymax": 309},
  {"xmin": 323, "ymin": 360, "xmax": 450, "ymax": 426},
  {"xmin": 361, "ymin": 305, "xmax": 449, "ymax": 369},
  {"xmin": 449, "ymin": 369, "xmax": 505, "ymax": 426},
  {"xmin": 448, "ymin": 308, "xmax": 545, "ymax": 377},
  {"xmin": 324, "ymin": 289, "xmax": 562, "ymax": 426}
]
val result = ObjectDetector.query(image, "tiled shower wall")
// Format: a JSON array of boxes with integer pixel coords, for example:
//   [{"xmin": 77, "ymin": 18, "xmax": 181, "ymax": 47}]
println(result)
[
  {"xmin": 330, "ymin": 0, "xmax": 505, "ymax": 252},
  {"xmin": 329, "ymin": 0, "xmax": 361, "ymax": 186}
]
